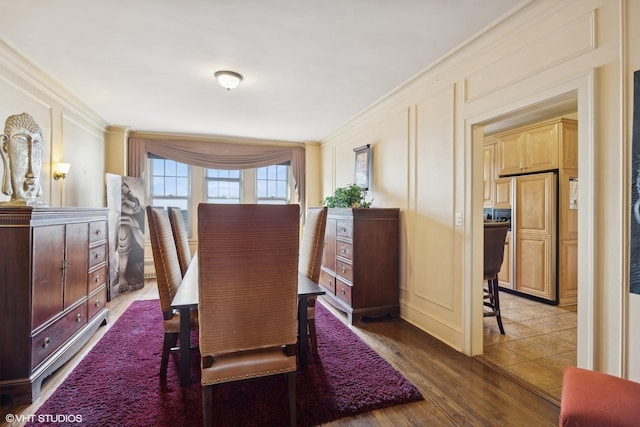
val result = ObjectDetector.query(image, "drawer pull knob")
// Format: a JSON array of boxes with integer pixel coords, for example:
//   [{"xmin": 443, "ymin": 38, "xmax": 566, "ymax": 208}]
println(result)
[
  {"xmin": 96, "ymin": 228, "xmax": 102, "ymax": 235},
  {"xmin": 342, "ymin": 248, "xmax": 347, "ymax": 253},
  {"xmin": 340, "ymin": 288, "xmax": 345, "ymax": 295},
  {"xmin": 95, "ymin": 300, "xmax": 101, "ymax": 307},
  {"xmin": 95, "ymin": 274, "xmax": 100, "ymax": 282},
  {"xmin": 76, "ymin": 313, "xmax": 82, "ymax": 322},
  {"xmin": 43, "ymin": 337, "xmax": 51, "ymax": 348},
  {"xmin": 341, "ymin": 267, "xmax": 346, "ymax": 273},
  {"xmin": 341, "ymin": 227, "xmax": 347, "ymax": 232}
]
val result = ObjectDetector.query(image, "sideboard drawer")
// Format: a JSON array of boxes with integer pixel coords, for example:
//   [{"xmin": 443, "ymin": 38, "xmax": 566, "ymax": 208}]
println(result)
[
  {"xmin": 88, "ymin": 265, "xmax": 107, "ymax": 293},
  {"xmin": 89, "ymin": 244, "xmax": 107, "ymax": 268},
  {"xmin": 336, "ymin": 278, "xmax": 352, "ymax": 305},
  {"xmin": 336, "ymin": 240, "xmax": 353, "ymax": 261},
  {"xmin": 319, "ymin": 269, "xmax": 336, "ymax": 294},
  {"xmin": 336, "ymin": 220, "xmax": 353, "ymax": 239},
  {"xmin": 88, "ymin": 287, "xmax": 108, "ymax": 320},
  {"xmin": 336, "ymin": 259, "xmax": 353, "ymax": 282},
  {"xmin": 31, "ymin": 304, "xmax": 88, "ymax": 369},
  {"xmin": 89, "ymin": 221, "xmax": 107, "ymax": 244}
]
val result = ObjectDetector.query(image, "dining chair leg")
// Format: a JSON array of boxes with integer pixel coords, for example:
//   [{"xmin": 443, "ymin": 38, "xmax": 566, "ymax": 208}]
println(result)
[
  {"xmin": 287, "ymin": 371, "xmax": 296, "ymax": 426},
  {"xmin": 489, "ymin": 277, "xmax": 505, "ymax": 335},
  {"xmin": 202, "ymin": 385, "xmax": 213, "ymax": 426},
  {"xmin": 161, "ymin": 332, "xmax": 178, "ymax": 375}
]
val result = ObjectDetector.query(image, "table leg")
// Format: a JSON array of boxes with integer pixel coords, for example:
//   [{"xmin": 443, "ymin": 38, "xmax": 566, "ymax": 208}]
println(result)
[
  {"xmin": 178, "ymin": 307, "xmax": 191, "ymax": 386},
  {"xmin": 298, "ymin": 295, "xmax": 309, "ymax": 366}
]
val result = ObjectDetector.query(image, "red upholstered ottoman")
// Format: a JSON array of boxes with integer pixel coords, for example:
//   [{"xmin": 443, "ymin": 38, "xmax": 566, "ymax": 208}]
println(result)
[{"xmin": 560, "ymin": 367, "xmax": 640, "ymax": 427}]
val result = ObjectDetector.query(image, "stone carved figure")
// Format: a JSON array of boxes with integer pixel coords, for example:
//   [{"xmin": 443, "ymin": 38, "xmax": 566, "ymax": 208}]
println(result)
[{"xmin": 0, "ymin": 113, "xmax": 44, "ymax": 205}]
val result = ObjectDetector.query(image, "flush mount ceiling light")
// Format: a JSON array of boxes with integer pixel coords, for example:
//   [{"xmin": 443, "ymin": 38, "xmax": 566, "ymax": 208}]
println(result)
[{"xmin": 214, "ymin": 70, "xmax": 243, "ymax": 91}]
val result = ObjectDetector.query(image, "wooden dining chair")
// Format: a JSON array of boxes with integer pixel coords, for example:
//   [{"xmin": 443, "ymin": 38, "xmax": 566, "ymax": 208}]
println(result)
[
  {"xmin": 299, "ymin": 206, "xmax": 328, "ymax": 355},
  {"xmin": 198, "ymin": 203, "xmax": 300, "ymax": 427},
  {"xmin": 167, "ymin": 206, "xmax": 192, "ymax": 277},
  {"xmin": 483, "ymin": 222, "xmax": 509, "ymax": 334},
  {"xmin": 146, "ymin": 206, "xmax": 198, "ymax": 376}
]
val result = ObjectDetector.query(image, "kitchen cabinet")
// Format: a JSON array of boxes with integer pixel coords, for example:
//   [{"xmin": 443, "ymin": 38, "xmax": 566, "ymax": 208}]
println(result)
[
  {"xmin": 493, "ymin": 177, "xmax": 512, "ymax": 209},
  {"xmin": 0, "ymin": 207, "xmax": 109, "ymax": 404},
  {"xmin": 483, "ymin": 139, "xmax": 496, "ymax": 208},
  {"xmin": 496, "ymin": 118, "xmax": 577, "ymax": 177},
  {"xmin": 558, "ymin": 169, "xmax": 578, "ymax": 304},
  {"xmin": 319, "ymin": 208, "xmax": 399, "ymax": 324},
  {"xmin": 497, "ymin": 231, "xmax": 512, "ymax": 289}
]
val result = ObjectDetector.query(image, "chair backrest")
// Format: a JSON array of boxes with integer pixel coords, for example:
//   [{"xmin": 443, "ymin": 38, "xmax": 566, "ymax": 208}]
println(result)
[
  {"xmin": 146, "ymin": 206, "xmax": 183, "ymax": 315},
  {"xmin": 167, "ymin": 206, "xmax": 192, "ymax": 277},
  {"xmin": 483, "ymin": 222, "xmax": 509, "ymax": 277},
  {"xmin": 299, "ymin": 206, "xmax": 328, "ymax": 282},
  {"xmin": 198, "ymin": 203, "xmax": 300, "ymax": 356}
]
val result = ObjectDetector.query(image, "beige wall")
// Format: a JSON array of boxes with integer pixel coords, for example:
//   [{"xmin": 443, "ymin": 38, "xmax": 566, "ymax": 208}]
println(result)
[
  {"xmin": 0, "ymin": 41, "xmax": 108, "ymax": 207},
  {"xmin": 321, "ymin": 0, "xmax": 640, "ymax": 380}
]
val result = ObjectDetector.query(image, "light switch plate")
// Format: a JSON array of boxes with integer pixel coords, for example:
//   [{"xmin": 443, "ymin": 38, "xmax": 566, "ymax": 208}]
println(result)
[{"xmin": 455, "ymin": 212, "xmax": 463, "ymax": 227}]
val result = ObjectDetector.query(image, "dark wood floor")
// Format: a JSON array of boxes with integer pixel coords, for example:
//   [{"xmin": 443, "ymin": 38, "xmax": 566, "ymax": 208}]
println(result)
[{"xmin": 1, "ymin": 280, "xmax": 560, "ymax": 427}]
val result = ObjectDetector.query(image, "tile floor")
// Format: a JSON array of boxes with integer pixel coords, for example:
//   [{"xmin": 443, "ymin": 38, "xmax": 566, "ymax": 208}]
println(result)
[{"xmin": 483, "ymin": 291, "xmax": 577, "ymax": 402}]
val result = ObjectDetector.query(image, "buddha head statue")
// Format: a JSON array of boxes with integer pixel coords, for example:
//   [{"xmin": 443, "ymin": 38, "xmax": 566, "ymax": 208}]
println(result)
[{"xmin": 1, "ymin": 113, "xmax": 44, "ymax": 204}]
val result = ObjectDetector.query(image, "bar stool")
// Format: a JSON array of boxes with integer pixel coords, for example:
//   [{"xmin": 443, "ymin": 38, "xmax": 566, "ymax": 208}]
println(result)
[{"xmin": 483, "ymin": 222, "xmax": 509, "ymax": 334}]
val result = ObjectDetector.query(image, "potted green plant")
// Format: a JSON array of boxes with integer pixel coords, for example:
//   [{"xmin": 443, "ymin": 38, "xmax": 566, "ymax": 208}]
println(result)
[{"xmin": 322, "ymin": 184, "xmax": 372, "ymax": 208}]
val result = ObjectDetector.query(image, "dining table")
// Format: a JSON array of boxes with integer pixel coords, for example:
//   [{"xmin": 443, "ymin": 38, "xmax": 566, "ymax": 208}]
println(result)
[{"xmin": 171, "ymin": 253, "xmax": 326, "ymax": 387}]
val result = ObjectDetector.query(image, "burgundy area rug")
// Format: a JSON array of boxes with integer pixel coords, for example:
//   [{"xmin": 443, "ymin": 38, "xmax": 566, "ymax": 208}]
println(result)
[{"xmin": 28, "ymin": 299, "xmax": 423, "ymax": 426}]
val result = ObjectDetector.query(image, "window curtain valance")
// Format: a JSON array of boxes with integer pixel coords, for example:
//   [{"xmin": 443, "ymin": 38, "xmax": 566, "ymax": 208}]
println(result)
[{"xmin": 128, "ymin": 137, "xmax": 306, "ymax": 213}]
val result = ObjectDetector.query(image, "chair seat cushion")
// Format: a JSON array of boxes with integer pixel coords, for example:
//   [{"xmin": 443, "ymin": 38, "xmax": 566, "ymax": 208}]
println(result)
[
  {"xmin": 560, "ymin": 367, "xmax": 640, "ymax": 427},
  {"xmin": 163, "ymin": 308, "xmax": 199, "ymax": 333},
  {"xmin": 201, "ymin": 347, "xmax": 296, "ymax": 385}
]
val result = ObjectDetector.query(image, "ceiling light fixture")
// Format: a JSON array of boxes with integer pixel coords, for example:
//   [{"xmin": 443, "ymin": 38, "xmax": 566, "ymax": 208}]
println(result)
[{"xmin": 214, "ymin": 70, "xmax": 243, "ymax": 91}]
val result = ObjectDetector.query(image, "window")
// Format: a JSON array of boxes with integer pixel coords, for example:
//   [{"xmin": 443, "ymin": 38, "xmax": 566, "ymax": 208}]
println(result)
[
  {"xmin": 256, "ymin": 164, "xmax": 289, "ymax": 204},
  {"xmin": 205, "ymin": 169, "xmax": 241, "ymax": 204},
  {"xmin": 146, "ymin": 159, "xmax": 292, "ymax": 240},
  {"xmin": 150, "ymin": 158, "xmax": 190, "ymax": 210}
]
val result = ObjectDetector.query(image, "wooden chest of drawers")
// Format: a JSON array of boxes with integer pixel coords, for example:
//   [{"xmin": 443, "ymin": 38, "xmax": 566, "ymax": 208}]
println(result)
[
  {"xmin": 319, "ymin": 208, "xmax": 399, "ymax": 324},
  {"xmin": 0, "ymin": 207, "xmax": 109, "ymax": 404}
]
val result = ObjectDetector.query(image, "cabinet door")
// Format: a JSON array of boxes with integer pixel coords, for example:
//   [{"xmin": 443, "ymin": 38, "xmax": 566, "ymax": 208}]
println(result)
[
  {"xmin": 559, "ymin": 239, "xmax": 578, "ymax": 305},
  {"xmin": 64, "ymin": 222, "xmax": 89, "ymax": 308},
  {"xmin": 514, "ymin": 173, "xmax": 556, "ymax": 301},
  {"xmin": 322, "ymin": 218, "xmax": 336, "ymax": 273},
  {"xmin": 32, "ymin": 226, "xmax": 65, "ymax": 328},
  {"xmin": 493, "ymin": 177, "xmax": 512, "ymax": 209},
  {"xmin": 483, "ymin": 143, "xmax": 495, "ymax": 207},
  {"xmin": 524, "ymin": 123, "xmax": 559, "ymax": 173},
  {"xmin": 498, "ymin": 231, "xmax": 512, "ymax": 289},
  {"xmin": 497, "ymin": 132, "xmax": 523, "ymax": 176}
]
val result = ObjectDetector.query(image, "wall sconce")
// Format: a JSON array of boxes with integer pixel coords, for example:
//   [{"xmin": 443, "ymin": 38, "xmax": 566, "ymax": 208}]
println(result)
[
  {"xmin": 214, "ymin": 70, "xmax": 243, "ymax": 90},
  {"xmin": 53, "ymin": 162, "xmax": 71, "ymax": 180}
]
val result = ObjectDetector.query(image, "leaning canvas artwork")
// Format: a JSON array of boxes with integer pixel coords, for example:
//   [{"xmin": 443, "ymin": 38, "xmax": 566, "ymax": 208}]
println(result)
[
  {"xmin": 631, "ymin": 69, "xmax": 640, "ymax": 295},
  {"xmin": 106, "ymin": 174, "xmax": 146, "ymax": 299}
]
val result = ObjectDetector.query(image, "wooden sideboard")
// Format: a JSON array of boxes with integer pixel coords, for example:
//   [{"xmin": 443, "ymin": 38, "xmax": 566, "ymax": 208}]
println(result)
[
  {"xmin": 0, "ymin": 207, "xmax": 109, "ymax": 404},
  {"xmin": 319, "ymin": 208, "xmax": 399, "ymax": 324}
]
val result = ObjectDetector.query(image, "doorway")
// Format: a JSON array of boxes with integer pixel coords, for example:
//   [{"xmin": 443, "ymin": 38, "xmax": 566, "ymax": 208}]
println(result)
[{"xmin": 468, "ymin": 80, "xmax": 595, "ymax": 402}]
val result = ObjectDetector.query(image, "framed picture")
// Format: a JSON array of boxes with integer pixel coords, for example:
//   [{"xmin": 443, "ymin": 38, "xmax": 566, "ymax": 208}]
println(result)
[{"xmin": 354, "ymin": 144, "xmax": 371, "ymax": 190}]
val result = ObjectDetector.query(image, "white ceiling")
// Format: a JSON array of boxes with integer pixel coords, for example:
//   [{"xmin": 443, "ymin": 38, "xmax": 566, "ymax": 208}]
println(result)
[{"xmin": 0, "ymin": 0, "xmax": 525, "ymax": 142}]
